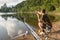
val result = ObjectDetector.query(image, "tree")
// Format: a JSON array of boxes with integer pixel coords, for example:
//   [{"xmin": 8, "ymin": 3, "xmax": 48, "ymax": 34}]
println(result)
[{"xmin": 0, "ymin": 3, "xmax": 8, "ymax": 12}]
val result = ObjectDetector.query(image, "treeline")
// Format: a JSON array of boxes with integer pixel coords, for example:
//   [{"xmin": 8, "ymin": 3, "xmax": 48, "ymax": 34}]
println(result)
[
  {"xmin": 15, "ymin": 0, "xmax": 60, "ymax": 12},
  {"xmin": 0, "ymin": 3, "xmax": 17, "ymax": 12},
  {"xmin": 0, "ymin": 0, "xmax": 60, "ymax": 12}
]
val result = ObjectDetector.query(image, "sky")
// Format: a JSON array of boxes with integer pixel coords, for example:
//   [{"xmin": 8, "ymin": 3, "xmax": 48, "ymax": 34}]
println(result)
[{"xmin": 0, "ymin": 0, "xmax": 24, "ymax": 8}]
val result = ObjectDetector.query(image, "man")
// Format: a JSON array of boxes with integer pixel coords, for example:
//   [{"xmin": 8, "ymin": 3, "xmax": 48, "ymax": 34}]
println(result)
[{"xmin": 37, "ymin": 9, "xmax": 52, "ymax": 35}]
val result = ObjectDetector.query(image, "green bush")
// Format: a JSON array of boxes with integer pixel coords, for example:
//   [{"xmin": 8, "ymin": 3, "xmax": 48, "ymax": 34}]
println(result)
[
  {"xmin": 48, "ymin": 14, "xmax": 55, "ymax": 22},
  {"xmin": 49, "ymin": 5, "xmax": 56, "ymax": 11}
]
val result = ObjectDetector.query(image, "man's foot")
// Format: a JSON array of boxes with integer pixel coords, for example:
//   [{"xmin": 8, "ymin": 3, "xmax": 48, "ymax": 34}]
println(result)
[
  {"xmin": 44, "ymin": 34, "xmax": 48, "ymax": 40},
  {"xmin": 45, "ymin": 37, "xmax": 48, "ymax": 40}
]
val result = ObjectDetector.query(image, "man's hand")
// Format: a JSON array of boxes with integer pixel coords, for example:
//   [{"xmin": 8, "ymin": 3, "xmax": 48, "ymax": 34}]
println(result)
[{"xmin": 37, "ymin": 11, "xmax": 42, "ymax": 15}]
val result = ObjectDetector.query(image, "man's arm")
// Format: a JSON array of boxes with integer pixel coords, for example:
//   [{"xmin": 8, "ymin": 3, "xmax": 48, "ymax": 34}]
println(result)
[{"xmin": 36, "ymin": 14, "xmax": 40, "ymax": 21}]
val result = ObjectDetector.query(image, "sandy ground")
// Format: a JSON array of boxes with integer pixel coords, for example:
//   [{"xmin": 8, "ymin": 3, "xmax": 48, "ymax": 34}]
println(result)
[{"xmin": 48, "ymin": 21, "xmax": 60, "ymax": 40}]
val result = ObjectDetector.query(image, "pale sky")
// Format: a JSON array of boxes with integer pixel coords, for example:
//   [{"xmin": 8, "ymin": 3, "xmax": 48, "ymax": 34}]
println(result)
[{"xmin": 0, "ymin": 0, "xmax": 24, "ymax": 8}]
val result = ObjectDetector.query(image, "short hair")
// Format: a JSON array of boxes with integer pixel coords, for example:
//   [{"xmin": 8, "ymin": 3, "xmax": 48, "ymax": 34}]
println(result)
[{"xmin": 42, "ymin": 9, "xmax": 45, "ymax": 13}]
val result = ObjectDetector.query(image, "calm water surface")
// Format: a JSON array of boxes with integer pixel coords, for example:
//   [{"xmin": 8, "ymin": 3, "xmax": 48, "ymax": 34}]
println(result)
[{"xmin": 0, "ymin": 13, "xmax": 30, "ymax": 40}]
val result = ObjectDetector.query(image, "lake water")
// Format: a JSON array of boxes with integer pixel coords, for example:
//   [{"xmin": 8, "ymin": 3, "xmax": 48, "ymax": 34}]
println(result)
[{"xmin": 0, "ymin": 13, "xmax": 30, "ymax": 40}]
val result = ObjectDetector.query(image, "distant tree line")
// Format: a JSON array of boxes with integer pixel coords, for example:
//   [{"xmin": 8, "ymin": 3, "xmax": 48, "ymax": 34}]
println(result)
[
  {"xmin": 0, "ymin": 0, "xmax": 60, "ymax": 12},
  {"xmin": 0, "ymin": 3, "xmax": 17, "ymax": 12}
]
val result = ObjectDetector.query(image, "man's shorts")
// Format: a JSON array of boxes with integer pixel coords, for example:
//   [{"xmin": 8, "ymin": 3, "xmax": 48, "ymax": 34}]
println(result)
[
  {"xmin": 46, "ymin": 26, "xmax": 51, "ymax": 33},
  {"xmin": 42, "ymin": 24, "xmax": 51, "ymax": 33}
]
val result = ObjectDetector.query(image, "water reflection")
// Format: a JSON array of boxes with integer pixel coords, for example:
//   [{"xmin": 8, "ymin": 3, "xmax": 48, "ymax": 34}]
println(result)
[
  {"xmin": 0, "ymin": 16, "xmax": 11, "ymax": 40},
  {"xmin": 0, "ymin": 14, "xmax": 30, "ymax": 40},
  {"xmin": 0, "ymin": 25, "xmax": 11, "ymax": 40},
  {"xmin": 6, "ymin": 17, "xmax": 30, "ymax": 37}
]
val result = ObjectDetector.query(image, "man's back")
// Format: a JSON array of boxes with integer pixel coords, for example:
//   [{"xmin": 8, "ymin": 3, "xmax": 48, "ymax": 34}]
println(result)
[{"xmin": 42, "ymin": 14, "xmax": 52, "ymax": 28}]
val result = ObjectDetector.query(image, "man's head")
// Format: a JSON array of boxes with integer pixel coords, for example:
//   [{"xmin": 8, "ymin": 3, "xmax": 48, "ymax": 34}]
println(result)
[{"xmin": 42, "ymin": 9, "xmax": 45, "ymax": 13}]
